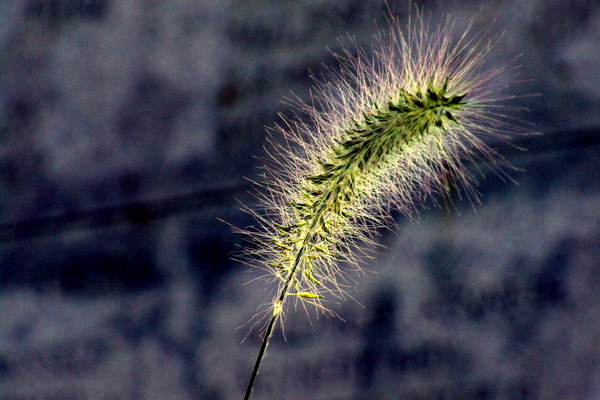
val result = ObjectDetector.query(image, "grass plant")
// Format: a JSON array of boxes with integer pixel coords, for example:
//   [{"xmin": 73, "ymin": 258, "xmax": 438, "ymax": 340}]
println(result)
[{"xmin": 235, "ymin": 6, "xmax": 531, "ymax": 399}]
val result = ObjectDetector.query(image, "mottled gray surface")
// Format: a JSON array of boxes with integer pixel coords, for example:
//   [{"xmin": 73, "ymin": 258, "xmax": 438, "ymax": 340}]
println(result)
[{"xmin": 1, "ymin": 1, "xmax": 599, "ymax": 399}]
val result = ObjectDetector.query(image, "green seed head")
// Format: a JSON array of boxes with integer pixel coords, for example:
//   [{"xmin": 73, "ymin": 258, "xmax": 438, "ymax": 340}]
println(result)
[{"xmin": 238, "ymin": 8, "xmax": 529, "ymax": 324}]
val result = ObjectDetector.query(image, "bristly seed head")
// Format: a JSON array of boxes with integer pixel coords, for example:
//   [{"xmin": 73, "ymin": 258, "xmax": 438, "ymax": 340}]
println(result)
[{"xmin": 237, "ymin": 7, "xmax": 531, "ymax": 329}]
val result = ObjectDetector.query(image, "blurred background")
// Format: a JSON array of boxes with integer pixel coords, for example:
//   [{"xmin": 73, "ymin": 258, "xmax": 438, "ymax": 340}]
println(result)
[{"xmin": 1, "ymin": 0, "xmax": 599, "ymax": 399}]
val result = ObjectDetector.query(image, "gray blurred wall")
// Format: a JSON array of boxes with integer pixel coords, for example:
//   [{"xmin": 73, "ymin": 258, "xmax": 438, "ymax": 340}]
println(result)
[{"xmin": 0, "ymin": 1, "xmax": 599, "ymax": 399}]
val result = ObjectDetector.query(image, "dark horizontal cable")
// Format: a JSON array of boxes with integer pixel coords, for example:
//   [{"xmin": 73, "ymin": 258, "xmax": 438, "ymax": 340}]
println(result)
[
  {"xmin": 1, "ymin": 126, "xmax": 599, "ymax": 243},
  {"xmin": 0, "ymin": 183, "xmax": 251, "ymax": 243},
  {"xmin": 495, "ymin": 126, "xmax": 600, "ymax": 156}
]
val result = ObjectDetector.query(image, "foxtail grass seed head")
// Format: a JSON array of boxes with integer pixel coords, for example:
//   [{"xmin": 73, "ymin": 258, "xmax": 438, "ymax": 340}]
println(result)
[
  {"xmin": 237, "ymin": 7, "xmax": 534, "ymax": 399},
  {"xmin": 237, "ymin": 8, "xmax": 530, "ymax": 337}
]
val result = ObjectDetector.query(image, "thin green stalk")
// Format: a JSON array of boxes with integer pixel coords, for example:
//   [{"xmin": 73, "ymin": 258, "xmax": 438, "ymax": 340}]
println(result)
[
  {"xmin": 243, "ymin": 236, "xmax": 306, "ymax": 400},
  {"xmin": 243, "ymin": 311, "xmax": 276, "ymax": 400},
  {"xmin": 244, "ymin": 201, "xmax": 333, "ymax": 399}
]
